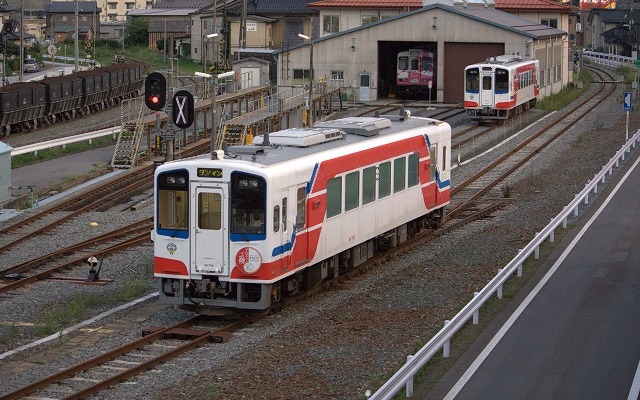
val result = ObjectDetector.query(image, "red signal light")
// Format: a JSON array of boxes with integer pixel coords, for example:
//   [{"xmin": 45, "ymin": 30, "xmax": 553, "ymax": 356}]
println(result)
[{"xmin": 150, "ymin": 95, "xmax": 159, "ymax": 104}]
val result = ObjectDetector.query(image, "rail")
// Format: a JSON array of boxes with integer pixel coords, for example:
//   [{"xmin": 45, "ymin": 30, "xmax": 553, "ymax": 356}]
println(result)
[{"xmin": 367, "ymin": 129, "xmax": 640, "ymax": 399}]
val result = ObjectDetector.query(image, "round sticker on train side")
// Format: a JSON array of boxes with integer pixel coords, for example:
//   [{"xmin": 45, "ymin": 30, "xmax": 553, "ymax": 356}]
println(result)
[{"xmin": 236, "ymin": 247, "xmax": 262, "ymax": 274}]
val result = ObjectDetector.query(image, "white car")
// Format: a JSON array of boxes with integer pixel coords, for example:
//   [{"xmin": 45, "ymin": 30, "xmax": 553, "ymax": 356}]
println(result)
[{"xmin": 23, "ymin": 59, "xmax": 39, "ymax": 73}]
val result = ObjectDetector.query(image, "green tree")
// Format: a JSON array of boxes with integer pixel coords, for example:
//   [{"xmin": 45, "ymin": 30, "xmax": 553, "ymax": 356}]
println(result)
[{"xmin": 125, "ymin": 17, "xmax": 149, "ymax": 48}]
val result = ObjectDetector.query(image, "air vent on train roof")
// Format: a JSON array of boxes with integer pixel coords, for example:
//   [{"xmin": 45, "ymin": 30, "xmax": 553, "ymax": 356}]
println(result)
[
  {"xmin": 314, "ymin": 117, "xmax": 391, "ymax": 137},
  {"xmin": 251, "ymin": 127, "xmax": 345, "ymax": 147}
]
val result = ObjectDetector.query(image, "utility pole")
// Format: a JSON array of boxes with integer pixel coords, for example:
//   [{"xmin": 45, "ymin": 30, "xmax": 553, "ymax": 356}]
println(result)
[
  {"xmin": 19, "ymin": 0, "xmax": 24, "ymax": 82},
  {"xmin": 74, "ymin": 0, "xmax": 79, "ymax": 71}
]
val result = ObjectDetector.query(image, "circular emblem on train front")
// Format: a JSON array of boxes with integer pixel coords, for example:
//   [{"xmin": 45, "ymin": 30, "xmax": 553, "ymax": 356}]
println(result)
[{"xmin": 236, "ymin": 247, "xmax": 262, "ymax": 274}]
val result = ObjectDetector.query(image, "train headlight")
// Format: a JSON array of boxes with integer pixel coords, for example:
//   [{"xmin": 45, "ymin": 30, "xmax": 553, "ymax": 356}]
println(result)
[{"xmin": 236, "ymin": 247, "xmax": 262, "ymax": 274}]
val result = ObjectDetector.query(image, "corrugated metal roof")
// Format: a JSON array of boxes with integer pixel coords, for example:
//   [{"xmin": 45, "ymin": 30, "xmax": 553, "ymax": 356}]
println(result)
[
  {"xmin": 154, "ymin": 0, "xmax": 212, "ymax": 9},
  {"xmin": 149, "ymin": 20, "xmax": 191, "ymax": 32},
  {"xmin": 308, "ymin": 0, "xmax": 422, "ymax": 9},
  {"xmin": 127, "ymin": 8, "xmax": 200, "ymax": 16}
]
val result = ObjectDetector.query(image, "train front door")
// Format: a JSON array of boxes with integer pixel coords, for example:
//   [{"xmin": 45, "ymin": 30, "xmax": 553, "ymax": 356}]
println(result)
[
  {"xmin": 480, "ymin": 72, "xmax": 494, "ymax": 107},
  {"xmin": 191, "ymin": 186, "xmax": 228, "ymax": 276}
]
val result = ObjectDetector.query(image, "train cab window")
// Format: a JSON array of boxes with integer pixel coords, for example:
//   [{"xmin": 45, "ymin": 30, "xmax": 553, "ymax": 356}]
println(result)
[
  {"xmin": 495, "ymin": 68, "xmax": 509, "ymax": 93},
  {"xmin": 197, "ymin": 192, "xmax": 222, "ymax": 230},
  {"xmin": 408, "ymin": 153, "xmax": 419, "ymax": 187},
  {"xmin": 345, "ymin": 171, "xmax": 360, "ymax": 211},
  {"xmin": 398, "ymin": 56, "xmax": 409, "ymax": 70},
  {"xmin": 422, "ymin": 57, "xmax": 433, "ymax": 72},
  {"xmin": 157, "ymin": 170, "xmax": 189, "ymax": 238},
  {"xmin": 393, "ymin": 157, "xmax": 406, "ymax": 193},
  {"xmin": 296, "ymin": 187, "xmax": 306, "ymax": 230},
  {"xmin": 230, "ymin": 172, "xmax": 266, "ymax": 236},
  {"xmin": 379, "ymin": 162, "xmax": 391, "ymax": 198},
  {"xmin": 362, "ymin": 166, "xmax": 376, "ymax": 205},
  {"xmin": 410, "ymin": 57, "xmax": 419, "ymax": 71},
  {"xmin": 273, "ymin": 205, "xmax": 280, "ymax": 232},
  {"xmin": 327, "ymin": 177, "xmax": 342, "ymax": 218},
  {"xmin": 482, "ymin": 75, "xmax": 492, "ymax": 91},
  {"xmin": 466, "ymin": 68, "xmax": 479, "ymax": 92}
]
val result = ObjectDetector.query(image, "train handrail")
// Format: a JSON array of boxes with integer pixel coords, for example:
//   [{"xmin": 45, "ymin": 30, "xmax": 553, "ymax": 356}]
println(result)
[{"xmin": 367, "ymin": 129, "xmax": 640, "ymax": 399}]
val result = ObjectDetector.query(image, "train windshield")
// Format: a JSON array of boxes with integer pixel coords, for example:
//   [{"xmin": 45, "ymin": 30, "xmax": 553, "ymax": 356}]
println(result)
[
  {"xmin": 230, "ymin": 172, "xmax": 267, "ymax": 237},
  {"xmin": 398, "ymin": 56, "xmax": 409, "ymax": 70},
  {"xmin": 495, "ymin": 68, "xmax": 509, "ymax": 93},
  {"xmin": 466, "ymin": 68, "xmax": 479, "ymax": 92},
  {"xmin": 156, "ymin": 170, "xmax": 189, "ymax": 239},
  {"xmin": 422, "ymin": 56, "xmax": 433, "ymax": 72}
]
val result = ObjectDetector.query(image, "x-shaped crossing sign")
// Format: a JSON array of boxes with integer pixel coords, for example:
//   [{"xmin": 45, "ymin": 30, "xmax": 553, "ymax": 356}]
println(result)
[{"xmin": 172, "ymin": 90, "xmax": 194, "ymax": 129}]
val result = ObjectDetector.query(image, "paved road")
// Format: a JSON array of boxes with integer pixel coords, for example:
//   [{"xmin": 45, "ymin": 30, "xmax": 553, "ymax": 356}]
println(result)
[{"xmin": 427, "ymin": 148, "xmax": 640, "ymax": 399}]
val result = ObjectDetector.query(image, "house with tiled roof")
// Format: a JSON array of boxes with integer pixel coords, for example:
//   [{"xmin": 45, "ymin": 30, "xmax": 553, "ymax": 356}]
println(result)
[
  {"xmin": 307, "ymin": 0, "xmax": 422, "ymax": 38},
  {"xmin": 44, "ymin": 1, "xmax": 101, "ymax": 43},
  {"xmin": 586, "ymin": 8, "xmax": 630, "ymax": 53},
  {"xmin": 190, "ymin": 0, "xmax": 317, "ymax": 72}
]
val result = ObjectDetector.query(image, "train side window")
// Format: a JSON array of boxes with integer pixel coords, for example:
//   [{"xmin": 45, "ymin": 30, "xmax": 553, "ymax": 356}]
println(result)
[
  {"xmin": 273, "ymin": 205, "xmax": 280, "ymax": 232},
  {"xmin": 408, "ymin": 153, "xmax": 419, "ymax": 187},
  {"xmin": 282, "ymin": 198, "xmax": 288, "ymax": 232},
  {"xmin": 430, "ymin": 146, "xmax": 438, "ymax": 180},
  {"xmin": 362, "ymin": 166, "xmax": 376, "ymax": 205},
  {"xmin": 393, "ymin": 157, "xmax": 406, "ymax": 193},
  {"xmin": 327, "ymin": 176, "xmax": 342, "ymax": 218},
  {"xmin": 378, "ymin": 162, "xmax": 391, "ymax": 198},
  {"xmin": 296, "ymin": 187, "xmax": 306, "ymax": 230},
  {"xmin": 345, "ymin": 171, "xmax": 360, "ymax": 211},
  {"xmin": 197, "ymin": 192, "xmax": 221, "ymax": 230}
]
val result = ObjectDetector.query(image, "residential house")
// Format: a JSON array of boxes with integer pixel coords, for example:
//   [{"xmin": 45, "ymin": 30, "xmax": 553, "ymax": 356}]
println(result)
[
  {"xmin": 102, "ymin": 0, "xmax": 151, "ymax": 23},
  {"xmin": 44, "ymin": 1, "xmax": 101, "ymax": 44},
  {"xmin": 585, "ymin": 8, "xmax": 629, "ymax": 53}
]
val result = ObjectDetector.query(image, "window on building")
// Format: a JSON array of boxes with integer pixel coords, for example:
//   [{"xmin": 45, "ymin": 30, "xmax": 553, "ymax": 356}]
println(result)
[
  {"xmin": 293, "ymin": 69, "xmax": 311, "ymax": 86},
  {"xmin": 126, "ymin": 2, "xmax": 135, "ymax": 9},
  {"xmin": 361, "ymin": 15, "xmax": 379, "ymax": 25},
  {"xmin": 330, "ymin": 70, "xmax": 344, "ymax": 81},
  {"xmin": 108, "ymin": 2, "xmax": 116, "ymax": 9},
  {"xmin": 323, "ymin": 15, "xmax": 339, "ymax": 34},
  {"xmin": 541, "ymin": 19, "xmax": 558, "ymax": 29}
]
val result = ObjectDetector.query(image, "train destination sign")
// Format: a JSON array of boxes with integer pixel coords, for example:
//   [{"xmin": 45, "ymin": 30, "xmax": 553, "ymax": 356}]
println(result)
[{"xmin": 197, "ymin": 168, "xmax": 223, "ymax": 178}]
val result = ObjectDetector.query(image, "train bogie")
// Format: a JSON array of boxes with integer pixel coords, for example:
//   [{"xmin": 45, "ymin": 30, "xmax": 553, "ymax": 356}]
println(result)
[
  {"xmin": 464, "ymin": 55, "xmax": 539, "ymax": 121},
  {"xmin": 153, "ymin": 112, "xmax": 452, "ymax": 313}
]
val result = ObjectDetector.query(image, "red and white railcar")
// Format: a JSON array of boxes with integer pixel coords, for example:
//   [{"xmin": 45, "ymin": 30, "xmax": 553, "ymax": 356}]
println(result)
[
  {"xmin": 153, "ymin": 111, "xmax": 451, "ymax": 313},
  {"xmin": 396, "ymin": 49, "xmax": 435, "ymax": 99},
  {"xmin": 464, "ymin": 55, "xmax": 539, "ymax": 120}
]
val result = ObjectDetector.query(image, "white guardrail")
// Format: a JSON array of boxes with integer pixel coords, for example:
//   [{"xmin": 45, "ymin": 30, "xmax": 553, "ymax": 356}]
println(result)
[
  {"xmin": 368, "ymin": 129, "xmax": 640, "ymax": 399},
  {"xmin": 11, "ymin": 127, "xmax": 121, "ymax": 156},
  {"xmin": 583, "ymin": 50, "xmax": 638, "ymax": 69}
]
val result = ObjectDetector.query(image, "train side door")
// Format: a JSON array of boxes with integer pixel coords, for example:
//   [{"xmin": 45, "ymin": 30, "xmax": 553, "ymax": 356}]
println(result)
[
  {"xmin": 192, "ymin": 185, "xmax": 228, "ymax": 276},
  {"xmin": 480, "ymin": 71, "xmax": 494, "ymax": 107},
  {"xmin": 278, "ymin": 190, "xmax": 292, "ymax": 269}
]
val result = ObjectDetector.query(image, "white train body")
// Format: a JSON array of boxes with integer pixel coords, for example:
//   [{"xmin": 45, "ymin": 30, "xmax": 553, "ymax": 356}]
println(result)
[
  {"xmin": 153, "ymin": 112, "xmax": 451, "ymax": 313},
  {"xmin": 464, "ymin": 55, "xmax": 540, "ymax": 120}
]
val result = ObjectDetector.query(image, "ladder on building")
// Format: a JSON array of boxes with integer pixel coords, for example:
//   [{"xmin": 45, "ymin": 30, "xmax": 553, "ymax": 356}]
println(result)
[
  {"xmin": 111, "ymin": 103, "xmax": 145, "ymax": 169},
  {"xmin": 219, "ymin": 123, "xmax": 249, "ymax": 147}
]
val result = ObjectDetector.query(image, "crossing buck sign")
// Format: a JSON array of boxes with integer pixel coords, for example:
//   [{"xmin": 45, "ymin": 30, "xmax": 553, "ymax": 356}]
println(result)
[{"xmin": 172, "ymin": 90, "xmax": 194, "ymax": 129}]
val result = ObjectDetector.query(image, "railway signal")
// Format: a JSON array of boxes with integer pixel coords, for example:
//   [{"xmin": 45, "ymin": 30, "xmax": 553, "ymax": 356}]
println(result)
[
  {"xmin": 144, "ymin": 72, "xmax": 166, "ymax": 111},
  {"xmin": 172, "ymin": 90, "xmax": 194, "ymax": 129},
  {"xmin": 2, "ymin": 20, "xmax": 17, "ymax": 36}
]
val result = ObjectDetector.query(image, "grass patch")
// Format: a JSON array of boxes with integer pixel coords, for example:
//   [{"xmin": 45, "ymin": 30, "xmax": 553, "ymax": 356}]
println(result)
[
  {"xmin": 11, "ymin": 135, "xmax": 117, "ymax": 168},
  {"xmin": 536, "ymin": 70, "xmax": 593, "ymax": 111},
  {"xmin": 616, "ymin": 65, "xmax": 639, "ymax": 84}
]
